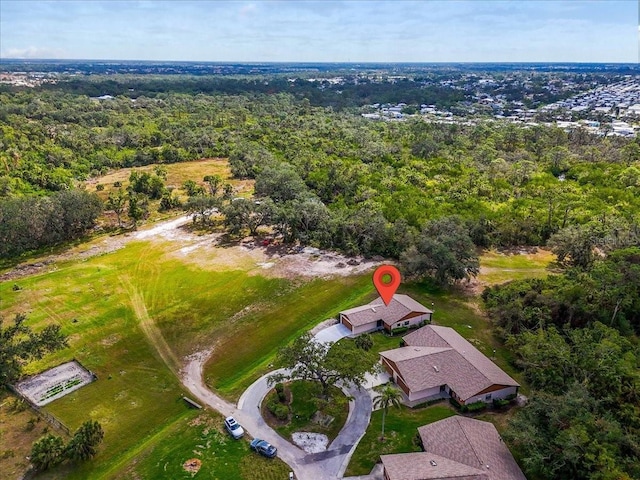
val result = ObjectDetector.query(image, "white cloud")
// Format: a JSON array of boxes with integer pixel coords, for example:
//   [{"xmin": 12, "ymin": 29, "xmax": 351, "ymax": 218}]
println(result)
[{"xmin": 1, "ymin": 46, "xmax": 66, "ymax": 59}]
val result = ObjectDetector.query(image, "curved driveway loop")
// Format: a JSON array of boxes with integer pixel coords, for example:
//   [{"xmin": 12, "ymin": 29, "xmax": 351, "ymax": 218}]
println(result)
[{"xmin": 181, "ymin": 327, "xmax": 374, "ymax": 480}]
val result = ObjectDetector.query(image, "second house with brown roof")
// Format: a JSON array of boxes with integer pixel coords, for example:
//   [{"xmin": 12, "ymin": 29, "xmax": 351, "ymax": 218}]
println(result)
[{"xmin": 380, "ymin": 325, "xmax": 519, "ymax": 406}]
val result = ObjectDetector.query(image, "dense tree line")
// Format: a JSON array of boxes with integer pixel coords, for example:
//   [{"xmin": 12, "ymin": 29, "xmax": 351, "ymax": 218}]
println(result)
[
  {"xmin": 1, "ymin": 79, "xmax": 639, "ymax": 260},
  {"xmin": 483, "ymin": 247, "xmax": 640, "ymax": 336},
  {"xmin": 483, "ymin": 248, "xmax": 640, "ymax": 479},
  {"xmin": 0, "ymin": 189, "xmax": 102, "ymax": 258}
]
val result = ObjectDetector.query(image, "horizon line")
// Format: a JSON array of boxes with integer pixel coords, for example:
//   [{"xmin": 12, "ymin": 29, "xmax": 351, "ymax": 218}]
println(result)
[{"xmin": 0, "ymin": 58, "xmax": 637, "ymax": 66}]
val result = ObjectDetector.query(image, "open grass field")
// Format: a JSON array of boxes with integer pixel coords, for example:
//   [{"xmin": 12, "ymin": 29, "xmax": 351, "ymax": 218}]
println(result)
[
  {"xmin": 86, "ymin": 157, "xmax": 253, "ymax": 200},
  {"xmin": 0, "ymin": 392, "xmax": 70, "ymax": 479},
  {"xmin": 0, "ymin": 230, "xmax": 378, "ymax": 478},
  {"xmin": 478, "ymin": 248, "xmax": 555, "ymax": 285},
  {"xmin": 205, "ymin": 275, "xmax": 374, "ymax": 399},
  {"xmin": 345, "ymin": 403, "xmax": 456, "ymax": 476}
]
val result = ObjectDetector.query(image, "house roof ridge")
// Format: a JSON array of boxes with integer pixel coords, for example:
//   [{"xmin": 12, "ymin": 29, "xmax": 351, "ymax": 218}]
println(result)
[{"xmin": 456, "ymin": 416, "xmax": 485, "ymax": 468}]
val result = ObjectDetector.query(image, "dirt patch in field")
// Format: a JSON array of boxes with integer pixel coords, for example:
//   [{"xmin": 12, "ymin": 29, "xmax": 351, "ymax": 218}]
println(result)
[{"xmin": 182, "ymin": 458, "xmax": 202, "ymax": 475}]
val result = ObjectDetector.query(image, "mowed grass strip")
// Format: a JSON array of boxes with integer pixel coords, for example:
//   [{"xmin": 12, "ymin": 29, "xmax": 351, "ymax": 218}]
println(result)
[
  {"xmin": 345, "ymin": 404, "xmax": 456, "ymax": 476},
  {"xmin": 205, "ymin": 275, "xmax": 375, "ymax": 400},
  {"xmin": 478, "ymin": 248, "xmax": 555, "ymax": 285}
]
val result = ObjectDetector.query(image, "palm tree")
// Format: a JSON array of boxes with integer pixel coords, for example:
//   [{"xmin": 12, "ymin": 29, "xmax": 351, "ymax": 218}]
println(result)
[
  {"xmin": 372, "ymin": 384, "xmax": 403, "ymax": 441},
  {"xmin": 30, "ymin": 434, "xmax": 64, "ymax": 471},
  {"xmin": 66, "ymin": 420, "xmax": 104, "ymax": 461}
]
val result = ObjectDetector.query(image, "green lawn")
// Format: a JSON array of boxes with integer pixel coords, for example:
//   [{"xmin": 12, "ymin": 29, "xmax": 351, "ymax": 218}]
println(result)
[
  {"xmin": 0, "ymin": 219, "xmax": 538, "ymax": 479},
  {"xmin": 478, "ymin": 248, "xmax": 555, "ymax": 285},
  {"xmin": 345, "ymin": 404, "xmax": 456, "ymax": 476},
  {"xmin": 205, "ymin": 275, "xmax": 375, "ymax": 400},
  {"xmin": 263, "ymin": 381, "xmax": 348, "ymax": 443},
  {"xmin": 1, "ymin": 244, "xmax": 192, "ymax": 480},
  {"xmin": 0, "ymin": 237, "xmax": 379, "ymax": 479},
  {"xmin": 116, "ymin": 411, "xmax": 290, "ymax": 480}
]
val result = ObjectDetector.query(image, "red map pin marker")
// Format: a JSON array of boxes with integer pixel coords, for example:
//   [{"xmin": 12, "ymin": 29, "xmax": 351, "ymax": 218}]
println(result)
[{"xmin": 373, "ymin": 265, "xmax": 401, "ymax": 306}]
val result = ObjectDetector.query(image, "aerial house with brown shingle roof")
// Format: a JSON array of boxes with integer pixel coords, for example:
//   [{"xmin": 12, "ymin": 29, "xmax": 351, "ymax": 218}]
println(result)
[
  {"xmin": 380, "ymin": 325, "xmax": 519, "ymax": 406},
  {"xmin": 381, "ymin": 416, "xmax": 526, "ymax": 480},
  {"xmin": 339, "ymin": 294, "xmax": 432, "ymax": 335}
]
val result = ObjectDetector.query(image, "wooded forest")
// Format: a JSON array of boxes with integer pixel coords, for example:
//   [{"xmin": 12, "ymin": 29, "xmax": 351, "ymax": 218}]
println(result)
[
  {"xmin": 484, "ymin": 247, "xmax": 640, "ymax": 479},
  {"xmin": 1, "ymin": 77, "xmax": 639, "ymax": 261}
]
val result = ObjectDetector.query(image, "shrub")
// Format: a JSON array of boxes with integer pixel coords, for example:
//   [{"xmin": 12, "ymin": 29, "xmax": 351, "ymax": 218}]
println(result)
[
  {"xmin": 493, "ymin": 398, "xmax": 510, "ymax": 409},
  {"xmin": 355, "ymin": 334, "xmax": 373, "ymax": 351},
  {"xmin": 113, "ymin": 181, "xmax": 122, "ymax": 188},
  {"xmin": 25, "ymin": 418, "xmax": 37, "ymax": 432},
  {"xmin": 391, "ymin": 327, "xmax": 409, "ymax": 336},
  {"xmin": 465, "ymin": 401, "xmax": 488, "ymax": 412},
  {"xmin": 267, "ymin": 400, "xmax": 289, "ymax": 421},
  {"xmin": 412, "ymin": 432, "xmax": 424, "ymax": 449},
  {"xmin": 96, "ymin": 184, "xmax": 104, "ymax": 191},
  {"xmin": 275, "ymin": 383, "xmax": 287, "ymax": 403}
]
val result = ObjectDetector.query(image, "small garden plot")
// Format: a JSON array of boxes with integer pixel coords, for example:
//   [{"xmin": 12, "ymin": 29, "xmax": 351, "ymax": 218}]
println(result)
[{"xmin": 14, "ymin": 361, "xmax": 95, "ymax": 407}]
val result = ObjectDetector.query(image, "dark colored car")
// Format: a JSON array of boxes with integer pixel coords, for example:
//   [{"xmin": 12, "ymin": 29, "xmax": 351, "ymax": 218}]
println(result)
[{"xmin": 250, "ymin": 438, "xmax": 277, "ymax": 458}]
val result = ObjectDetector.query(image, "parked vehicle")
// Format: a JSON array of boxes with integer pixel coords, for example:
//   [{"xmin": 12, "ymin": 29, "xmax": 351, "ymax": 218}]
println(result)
[
  {"xmin": 224, "ymin": 416, "xmax": 244, "ymax": 439},
  {"xmin": 250, "ymin": 438, "xmax": 277, "ymax": 458}
]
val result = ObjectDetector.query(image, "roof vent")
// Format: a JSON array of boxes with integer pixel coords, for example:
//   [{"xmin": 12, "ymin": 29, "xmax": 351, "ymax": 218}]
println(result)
[
  {"xmin": 486, "ymin": 465, "xmax": 490, "ymax": 469},
  {"xmin": 371, "ymin": 307, "xmax": 376, "ymax": 313},
  {"xmin": 433, "ymin": 365, "xmax": 439, "ymax": 372},
  {"xmin": 430, "ymin": 460, "xmax": 437, "ymax": 466}
]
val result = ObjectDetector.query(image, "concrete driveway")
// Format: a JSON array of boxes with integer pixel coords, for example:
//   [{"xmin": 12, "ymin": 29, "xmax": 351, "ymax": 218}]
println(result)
[{"xmin": 314, "ymin": 323, "xmax": 352, "ymax": 345}]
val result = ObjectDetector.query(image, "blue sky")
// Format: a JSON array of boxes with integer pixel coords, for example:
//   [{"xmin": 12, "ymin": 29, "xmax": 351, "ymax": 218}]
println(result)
[{"xmin": 1, "ymin": 1, "xmax": 637, "ymax": 62}]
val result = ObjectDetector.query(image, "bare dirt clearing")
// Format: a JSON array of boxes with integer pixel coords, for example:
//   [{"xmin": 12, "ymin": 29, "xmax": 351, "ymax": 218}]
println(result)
[{"xmin": 2, "ymin": 214, "xmax": 382, "ymax": 283}]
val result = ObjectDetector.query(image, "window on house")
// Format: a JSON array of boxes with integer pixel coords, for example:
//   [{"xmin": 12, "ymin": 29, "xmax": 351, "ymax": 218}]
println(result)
[
  {"xmin": 404, "ymin": 321, "xmax": 409, "ymax": 326},
  {"xmin": 485, "ymin": 394, "xmax": 492, "ymax": 400}
]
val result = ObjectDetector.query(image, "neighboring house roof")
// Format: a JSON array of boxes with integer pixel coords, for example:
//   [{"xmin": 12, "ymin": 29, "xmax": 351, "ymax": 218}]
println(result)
[
  {"xmin": 380, "ymin": 325, "xmax": 518, "ymax": 401},
  {"xmin": 340, "ymin": 294, "xmax": 432, "ymax": 328},
  {"xmin": 418, "ymin": 416, "xmax": 527, "ymax": 480},
  {"xmin": 381, "ymin": 452, "xmax": 489, "ymax": 480}
]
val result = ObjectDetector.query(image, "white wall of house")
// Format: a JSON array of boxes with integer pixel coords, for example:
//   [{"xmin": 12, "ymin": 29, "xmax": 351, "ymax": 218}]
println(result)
[
  {"xmin": 407, "ymin": 385, "xmax": 442, "ymax": 402},
  {"xmin": 464, "ymin": 386, "xmax": 518, "ymax": 404},
  {"xmin": 390, "ymin": 313, "xmax": 430, "ymax": 330}
]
